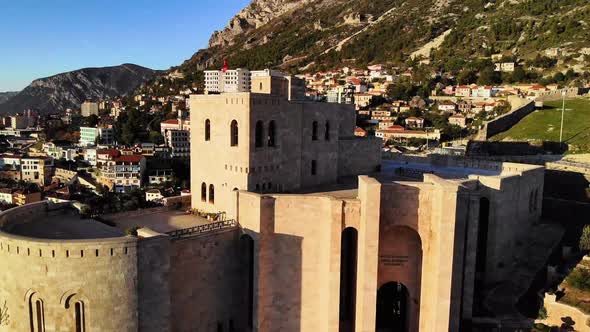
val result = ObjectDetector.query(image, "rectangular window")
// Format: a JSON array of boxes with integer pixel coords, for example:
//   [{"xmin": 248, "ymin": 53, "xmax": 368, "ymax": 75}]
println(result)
[{"xmin": 311, "ymin": 160, "xmax": 317, "ymax": 176}]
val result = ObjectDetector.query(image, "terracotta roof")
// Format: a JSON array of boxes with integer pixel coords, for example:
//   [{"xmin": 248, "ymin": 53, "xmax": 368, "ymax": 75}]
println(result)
[
  {"xmin": 161, "ymin": 119, "xmax": 179, "ymax": 125},
  {"xmin": 114, "ymin": 155, "xmax": 144, "ymax": 163},
  {"xmin": 97, "ymin": 149, "xmax": 120, "ymax": 157},
  {"xmin": 387, "ymin": 125, "xmax": 405, "ymax": 131}
]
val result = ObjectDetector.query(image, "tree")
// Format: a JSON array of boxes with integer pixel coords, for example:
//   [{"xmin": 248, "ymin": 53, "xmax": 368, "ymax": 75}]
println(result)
[
  {"xmin": 579, "ymin": 225, "xmax": 590, "ymax": 251},
  {"xmin": 511, "ymin": 67, "xmax": 527, "ymax": 83},
  {"xmin": 457, "ymin": 70, "xmax": 477, "ymax": 85},
  {"xmin": 477, "ymin": 67, "xmax": 501, "ymax": 86},
  {"xmin": 85, "ymin": 114, "xmax": 99, "ymax": 127},
  {"xmin": 149, "ymin": 131, "xmax": 164, "ymax": 145}
]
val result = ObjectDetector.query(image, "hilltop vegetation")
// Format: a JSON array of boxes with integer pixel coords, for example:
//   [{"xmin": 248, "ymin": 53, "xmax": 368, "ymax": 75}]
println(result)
[
  {"xmin": 180, "ymin": 0, "xmax": 590, "ymax": 75},
  {"xmin": 492, "ymin": 98, "xmax": 590, "ymax": 153}
]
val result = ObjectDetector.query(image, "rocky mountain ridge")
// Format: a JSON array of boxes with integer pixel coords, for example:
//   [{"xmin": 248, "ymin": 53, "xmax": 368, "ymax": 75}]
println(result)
[
  {"xmin": 0, "ymin": 64, "xmax": 159, "ymax": 115},
  {"xmin": 0, "ymin": 92, "xmax": 18, "ymax": 104},
  {"xmin": 180, "ymin": 0, "xmax": 590, "ymax": 73}
]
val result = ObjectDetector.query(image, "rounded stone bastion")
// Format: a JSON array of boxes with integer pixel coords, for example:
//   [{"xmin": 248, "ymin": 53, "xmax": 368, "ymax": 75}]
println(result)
[{"xmin": 0, "ymin": 201, "xmax": 139, "ymax": 332}]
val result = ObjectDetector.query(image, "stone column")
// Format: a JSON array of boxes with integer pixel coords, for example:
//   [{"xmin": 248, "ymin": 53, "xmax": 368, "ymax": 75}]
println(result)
[{"xmin": 355, "ymin": 176, "xmax": 381, "ymax": 332}]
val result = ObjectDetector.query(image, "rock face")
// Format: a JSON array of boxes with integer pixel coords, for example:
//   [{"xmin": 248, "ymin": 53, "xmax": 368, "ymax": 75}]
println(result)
[
  {"xmin": 0, "ymin": 64, "xmax": 158, "ymax": 115},
  {"xmin": 180, "ymin": 0, "xmax": 590, "ymax": 73},
  {"xmin": 208, "ymin": 0, "xmax": 314, "ymax": 48}
]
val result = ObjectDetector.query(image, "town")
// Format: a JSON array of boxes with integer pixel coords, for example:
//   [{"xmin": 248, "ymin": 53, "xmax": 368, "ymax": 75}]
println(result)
[
  {"xmin": 0, "ymin": 57, "xmax": 586, "ymax": 217},
  {"xmin": 2, "ymin": 1, "xmax": 590, "ymax": 330}
]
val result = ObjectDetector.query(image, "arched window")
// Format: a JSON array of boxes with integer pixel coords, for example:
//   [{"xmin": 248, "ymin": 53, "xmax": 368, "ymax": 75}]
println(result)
[
  {"xmin": 230, "ymin": 120, "xmax": 239, "ymax": 146},
  {"xmin": 209, "ymin": 184, "xmax": 215, "ymax": 204},
  {"xmin": 325, "ymin": 121, "xmax": 330, "ymax": 141},
  {"xmin": 268, "ymin": 121, "xmax": 276, "ymax": 147},
  {"xmin": 74, "ymin": 301, "xmax": 85, "ymax": 332},
  {"xmin": 205, "ymin": 119, "xmax": 211, "ymax": 141},
  {"xmin": 201, "ymin": 183, "xmax": 207, "ymax": 202},
  {"xmin": 63, "ymin": 293, "xmax": 86, "ymax": 332},
  {"xmin": 312, "ymin": 121, "xmax": 318, "ymax": 141},
  {"xmin": 28, "ymin": 292, "xmax": 45, "ymax": 332},
  {"xmin": 255, "ymin": 121, "xmax": 264, "ymax": 148},
  {"xmin": 259, "ymin": 82, "xmax": 263, "ymax": 91}
]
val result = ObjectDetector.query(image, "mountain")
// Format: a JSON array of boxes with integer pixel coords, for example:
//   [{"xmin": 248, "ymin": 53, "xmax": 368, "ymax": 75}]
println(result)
[
  {"xmin": 0, "ymin": 64, "xmax": 159, "ymax": 115},
  {"xmin": 180, "ymin": 0, "xmax": 590, "ymax": 73},
  {"xmin": 0, "ymin": 92, "xmax": 18, "ymax": 104}
]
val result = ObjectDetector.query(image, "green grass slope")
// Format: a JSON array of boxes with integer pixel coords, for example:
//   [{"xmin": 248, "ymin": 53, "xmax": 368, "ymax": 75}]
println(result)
[{"xmin": 492, "ymin": 98, "xmax": 590, "ymax": 153}]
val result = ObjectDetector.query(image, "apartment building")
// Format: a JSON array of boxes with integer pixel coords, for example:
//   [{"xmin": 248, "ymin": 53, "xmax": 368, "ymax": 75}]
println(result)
[
  {"xmin": 79, "ymin": 126, "xmax": 115, "ymax": 146},
  {"xmin": 98, "ymin": 152, "xmax": 146, "ymax": 193}
]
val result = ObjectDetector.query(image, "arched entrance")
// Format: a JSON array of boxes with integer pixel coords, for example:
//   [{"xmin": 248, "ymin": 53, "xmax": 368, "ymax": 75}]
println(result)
[
  {"xmin": 474, "ymin": 197, "xmax": 490, "ymax": 315},
  {"xmin": 339, "ymin": 227, "xmax": 358, "ymax": 332},
  {"xmin": 376, "ymin": 282, "xmax": 409, "ymax": 332},
  {"xmin": 240, "ymin": 235, "xmax": 255, "ymax": 328}
]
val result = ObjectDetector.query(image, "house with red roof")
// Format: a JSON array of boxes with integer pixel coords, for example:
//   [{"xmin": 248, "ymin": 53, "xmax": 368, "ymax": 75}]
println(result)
[{"xmin": 98, "ymin": 152, "xmax": 146, "ymax": 193}]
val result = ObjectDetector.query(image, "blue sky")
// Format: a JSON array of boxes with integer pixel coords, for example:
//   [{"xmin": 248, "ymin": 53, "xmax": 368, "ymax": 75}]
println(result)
[{"xmin": 0, "ymin": 0, "xmax": 251, "ymax": 91}]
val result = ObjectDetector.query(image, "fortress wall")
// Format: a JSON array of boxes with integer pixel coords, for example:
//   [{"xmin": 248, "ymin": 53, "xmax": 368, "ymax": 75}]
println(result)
[
  {"xmin": 477, "ymin": 100, "xmax": 536, "ymax": 140},
  {"xmin": 0, "ymin": 204, "xmax": 138, "ymax": 332},
  {"xmin": 137, "ymin": 235, "xmax": 171, "ymax": 332},
  {"xmin": 259, "ymin": 194, "xmax": 340, "ymax": 332},
  {"xmin": 389, "ymin": 153, "xmax": 543, "ymax": 175},
  {"xmin": 378, "ymin": 177, "xmax": 476, "ymax": 331},
  {"xmin": 473, "ymin": 167, "xmax": 544, "ymax": 285},
  {"xmin": 337, "ymin": 137, "xmax": 382, "ymax": 177},
  {"xmin": 237, "ymin": 192, "xmax": 345, "ymax": 332},
  {"xmin": 168, "ymin": 228, "xmax": 245, "ymax": 332}
]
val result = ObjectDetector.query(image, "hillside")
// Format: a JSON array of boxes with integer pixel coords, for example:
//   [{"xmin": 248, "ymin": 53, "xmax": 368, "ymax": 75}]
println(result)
[
  {"xmin": 180, "ymin": 0, "xmax": 590, "ymax": 74},
  {"xmin": 0, "ymin": 92, "xmax": 18, "ymax": 104},
  {"xmin": 0, "ymin": 64, "xmax": 159, "ymax": 115}
]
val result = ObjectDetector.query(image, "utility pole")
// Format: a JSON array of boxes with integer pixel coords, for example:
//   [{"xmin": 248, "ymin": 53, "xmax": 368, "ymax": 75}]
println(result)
[{"xmin": 559, "ymin": 91, "xmax": 566, "ymax": 143}]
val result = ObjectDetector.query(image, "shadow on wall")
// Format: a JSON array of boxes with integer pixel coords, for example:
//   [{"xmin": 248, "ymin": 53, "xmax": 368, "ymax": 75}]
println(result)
[
  {"xmin": 466, "ymin": 141, "xmax": 569, "ymax": 157},
  {"xmin": 544, "ymin": 170, "xmax": 590, "ymax": 203}
]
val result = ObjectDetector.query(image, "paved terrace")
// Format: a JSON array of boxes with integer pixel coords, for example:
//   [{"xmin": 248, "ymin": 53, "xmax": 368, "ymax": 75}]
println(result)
[
  {"xmin": 102, "ymin": 209, "xmax": 213, "ymax": 235},
  {"xmin": 7, "ymin": 208, "xmax": 124, "ymax": 240},
  {"xmin": 382, "ymin": 159, "xmax": 502, "ymax": 180}
]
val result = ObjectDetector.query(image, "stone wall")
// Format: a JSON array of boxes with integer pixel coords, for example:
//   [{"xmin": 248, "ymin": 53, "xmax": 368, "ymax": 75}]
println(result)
[
  {"xmin": 168, "ymin": 228, "xmax": 246, "ymax": 332},
  {"xmin": 0, "ymin": 202, "xmax": 139, "ymax": 332},
  {"xmin": 535, "ymin": 87, "xmax": 590, "ymax": 102},
  {"xmin": 477, "ymin": 99, "xmax": 536, "ymax": 140},
  {"xmin": 337, "ymin": 137, "xmax": 382, "ymax": 177},
  {"xmin": 137, "ymin": 235, "xmax": 171, "ymax": 332}
]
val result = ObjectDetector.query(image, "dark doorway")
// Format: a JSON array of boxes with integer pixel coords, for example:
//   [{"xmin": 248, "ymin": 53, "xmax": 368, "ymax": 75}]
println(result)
[
  {"xmin": 474, "ymin": 197, "xmax": 490, "ymax": 315},
  {"xmin": 241, "ymin": 235, "xmax": 255, "ymax": 328},
  {"xmin": 339, "ymin": 227, "xmax": 358, "ymax": 332},
  {"xmin": 376, "ymin": 282, "xmax": 409, "ymax": 332},
  {"xmin": 475, "ymin": 198, "xmax": 490, "ymax": 278}
]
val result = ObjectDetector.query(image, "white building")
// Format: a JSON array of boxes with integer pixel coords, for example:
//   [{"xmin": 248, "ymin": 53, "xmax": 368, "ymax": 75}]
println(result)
[
  {"xmin": 204, "ymin": 68, "xmax": 251, "ymax": 93},
  {"xmin": 160, "ymin": 115, "xmax": 190, "ymax": 158},
  {"xmin": 79, "ymin": 126, "xmax": 115, "ymax": 146},
  {"xmin": 494, "ymin": 62, "xmax": 515, "ymax": 72},
  {"xmin": 81, "ymin": 101, "xmax": 99, "ymax": 117},
  {"xmin": 145, "ymin": 189, "xmax": 164, "ymax": 202}
]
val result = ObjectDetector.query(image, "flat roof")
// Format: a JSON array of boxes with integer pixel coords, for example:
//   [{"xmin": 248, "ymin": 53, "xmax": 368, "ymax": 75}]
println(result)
[
  {"xmin": 107, "ymin": 210, "xmax": 211, "ymax": 234},
  {"xmin": 7, "ymin": 208, "xmax": 124, "ymax": 240},
  {"xmin": 381, "ymin": 160, "xmax": 502, "ymax": 179}
]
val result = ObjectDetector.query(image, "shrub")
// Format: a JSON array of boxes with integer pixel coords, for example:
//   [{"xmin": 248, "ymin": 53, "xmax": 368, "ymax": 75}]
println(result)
[
  {"xmin": 566, "ymin": 267, "xmax": 590, "ymax": 291},
  {"xmin": 579, "ymin": 225, "xmax": 590, "ymax": 251}
]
